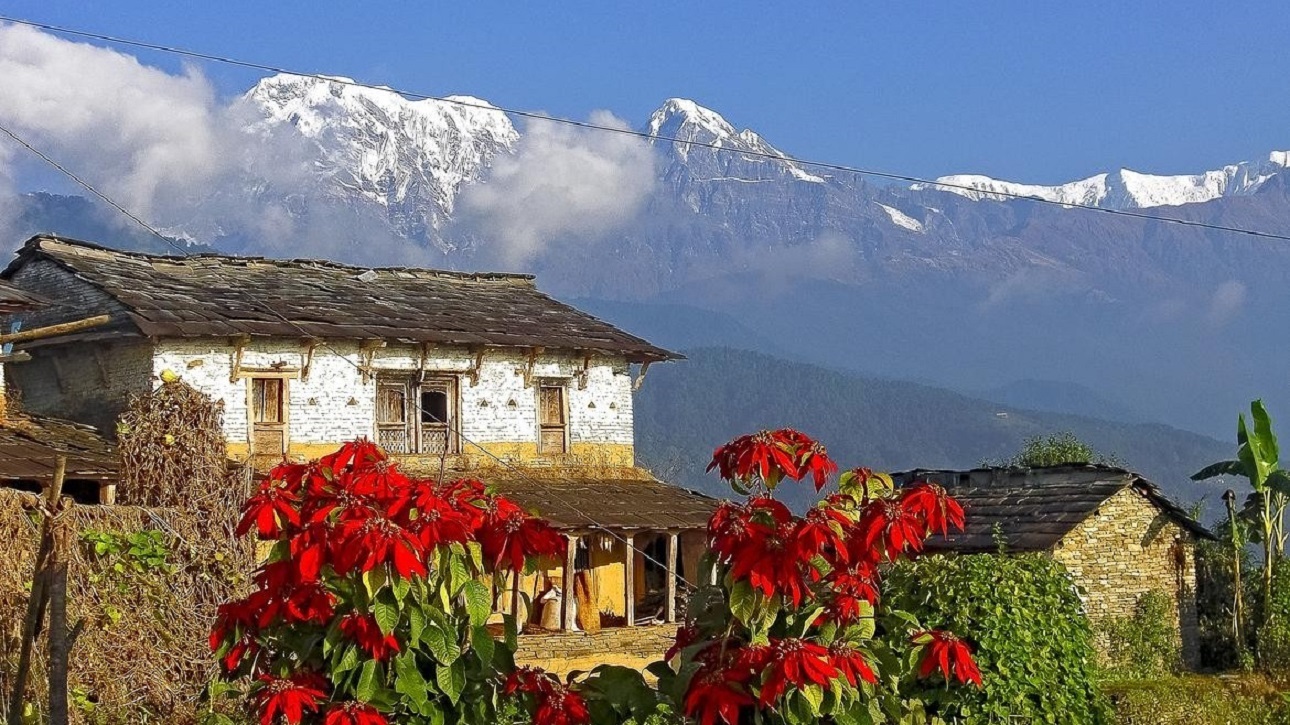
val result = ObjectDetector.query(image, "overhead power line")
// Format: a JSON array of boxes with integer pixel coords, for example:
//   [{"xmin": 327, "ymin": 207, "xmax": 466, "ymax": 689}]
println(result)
[
  {"xmin": 4, "ymin": 14, "xmax": 1290, "ymax": 243},
  {"xmin": 0, "ymin": 118, "xmax": 704, "ymax": 595}
]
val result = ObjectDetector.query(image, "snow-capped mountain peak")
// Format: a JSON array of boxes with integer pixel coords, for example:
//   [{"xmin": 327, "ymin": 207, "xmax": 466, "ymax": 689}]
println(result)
[
  {"xmin": 646, "ymin": 97, "xmax": 823, "ymax": 182},
  {"xmin": 242, "ymin": 74, "xmax": 518, "ymax": 238},
  {"xmin": 914, "ymin": 152, "xmax": 1290, "ymax": 210}
]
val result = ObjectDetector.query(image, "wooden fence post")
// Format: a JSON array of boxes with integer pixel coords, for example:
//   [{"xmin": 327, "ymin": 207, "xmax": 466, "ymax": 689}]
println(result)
[{"xmin": 5, "ymin": 456, "xmax": 65, "ymax": 725}]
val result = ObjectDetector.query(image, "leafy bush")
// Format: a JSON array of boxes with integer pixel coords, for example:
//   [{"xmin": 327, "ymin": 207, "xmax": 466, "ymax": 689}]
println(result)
[
  {"xmin": 1258, "ymin": 562, "xmax": 1290, "ymax": 674},
  {"xmin": 1105, "ymin": 674, "xmax": 1290, "ymax": 724},
  {"xmin": 886, "ymin": 552, "xmax": 1112, "ymax": 724},
  {"xmin": 1195, "ymin": 527, "xmax": 1256, "ymax": 670},
  {"xmin": 1100, "ymin": 590, "xmax": 1181, "ymax": 679}
]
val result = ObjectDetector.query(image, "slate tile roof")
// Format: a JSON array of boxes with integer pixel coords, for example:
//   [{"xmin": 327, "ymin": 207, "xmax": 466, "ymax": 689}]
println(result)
[
  {"xmin": 0, "ymin": 413, "xmax": 117, "ymax": 484},
  {"xmin": 892, "ymin": 464, "xmax": 1215, "ymax": 553},
  {"xmin": 0, "ymin": 280, "xmax": 47, "ymax": 314},
  {"xmin": 3, "ymin": 235, "xmax": 678, "ymax": 362},
  {"xmin": 399, "ymin": 462, "xmax": 716, "ymax": 530}
]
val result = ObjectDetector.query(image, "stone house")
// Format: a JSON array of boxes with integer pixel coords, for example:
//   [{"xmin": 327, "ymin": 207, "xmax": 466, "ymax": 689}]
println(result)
[
  {"xmin": 893, "ymin": 464, "xmax": 1215, "ymax": 667},
  {"xmin": 0, "ymin": 235, "xmax": 715, "ymax": 668}
]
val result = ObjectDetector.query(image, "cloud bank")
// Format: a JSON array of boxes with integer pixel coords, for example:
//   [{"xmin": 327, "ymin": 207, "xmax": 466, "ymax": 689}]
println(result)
[{"xmin": 458, "ymin": 111, "xmax": 657, "ymax": 266}]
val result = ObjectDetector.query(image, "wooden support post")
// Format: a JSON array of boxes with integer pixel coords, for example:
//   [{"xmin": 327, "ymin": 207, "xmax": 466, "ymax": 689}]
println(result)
[
  {"xmin": 562, "ymin": 535, "xmax": 578, "ymax": 631},
  {"xmin": 97, "ymin": 482, "xmax": 116, "ymax": 506},
  {"xmin": 624, "ymin": 532, "xmax": 636, "ymax": 627},
  {"xmin": 511, "ymin": 571, "xmax": 523, "ymax": 629},
  {"xmin": 666, "ymin": 531, "xmax": 679, "ymax": 624},
  {"xmin": 47, "ymin": 483, "xmax": 71, "ymax": 725},
  {"xmin": 6, "ymin": 457, "xmax": 65, "ymax": 725}
]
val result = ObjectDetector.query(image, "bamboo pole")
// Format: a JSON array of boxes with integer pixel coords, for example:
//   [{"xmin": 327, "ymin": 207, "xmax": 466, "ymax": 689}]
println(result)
[
  {"xmin": 47, "ymin": 465, "xmax": 71, "ymax": 725},
  {"xmin": 5, "ymin": 456, "xmax": 65, "ymax": 725}
]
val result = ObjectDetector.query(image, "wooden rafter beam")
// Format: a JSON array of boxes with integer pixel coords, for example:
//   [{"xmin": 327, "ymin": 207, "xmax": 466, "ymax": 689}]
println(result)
[{"xmin": 0, "ymin": 315, "xmax": 110, "ymax": 345}]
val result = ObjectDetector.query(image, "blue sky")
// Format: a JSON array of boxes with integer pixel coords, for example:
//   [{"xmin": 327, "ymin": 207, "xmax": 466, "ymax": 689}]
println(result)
[{"xmin": 4, "ymin": 1, "xmax": 1290, "ymax": 183}]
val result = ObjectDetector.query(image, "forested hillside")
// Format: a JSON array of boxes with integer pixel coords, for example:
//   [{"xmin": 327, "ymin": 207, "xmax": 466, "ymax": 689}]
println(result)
[{"xmin": 634, "ymin": 347, "xmax": 1232, "ymax": 518}]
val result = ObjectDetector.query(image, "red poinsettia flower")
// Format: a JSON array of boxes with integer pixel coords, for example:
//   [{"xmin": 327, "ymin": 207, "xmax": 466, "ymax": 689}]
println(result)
[
  {"xmin": 504, "ymin": 666, "xmax": 558, "ymax": 696},
  {"xmin": 756, "ymin": 638, "xmax": 839, "ymax": 706},
  {"xmin": 478, "ymin": 496, "xmax": 564, "ymax": 572},
  {"xmin": 829, "ymin": 642, "xmax": 877, "ymax": 687},
  {"xmin": 532, "ymin": 685, "xmax": 591, "ymax": 725},
  {"xmin": 795, "ymin": 504, "xmax": 852, "ymax": 564},
  {"xmin": 913, "ymin": 630, "xmax": 983, "ymax": 686},
  {"xmin": 708, "ymin": 430, "xmax": 803, "ymax": 485},
  {"xmin": 900, "ymin": 483, "xmax": 966, "ymax": 537},
  {"xmin": 210, "ymin": 598, "xmax": 260, "ymax": 672},
  {"xmin": 254, "ymin": 672, "xmax": 328, "ymax": 725},
  {"xmin": 684, "ymin": 662, "xmax": 757, "ymax": 725},
  {"xmin": 406, "ymin": 482, "xmax": 475, "ymax": 551},
  {"xmin": 794, "ymin": 437, "xmax": 839, "ymax": 492},
  {"xmin": 726, "ymin": 518, "xmax": 815, "ymax": 606},
  {"xmin": 709, "ymin": 496, "xmax": 793, "ymax": 559},
  {"xmin": 318, "ymin": 439, "xmax": 385, "ymax": 480},
  {"xmin": 236, "ymin": 480, "xmax": 302, "ymax": 539},
  {"xmin": 339, "ymin": 612, "xmax": 401, "ymax": 662},
  {"xmin": 331, "ymin": 510, "xmax": 428, "ymax": 579},
  {"xmin": 851, "ymin": 498, "xmax": 928, "ymax": 561},
  {"xmin": 823, "ymin": 561, "xmax": 882, "ymax": 624},
  {"xmin": 323, "ymin": 702, "xmax": 388, "ymax": 725}
]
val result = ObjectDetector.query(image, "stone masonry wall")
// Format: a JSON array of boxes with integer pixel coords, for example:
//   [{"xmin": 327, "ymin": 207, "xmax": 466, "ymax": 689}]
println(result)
[
  {"xmin": 1050, "ymin": 486, "xmax": 1200, "ymax": 667},
  {"xmin": 152, "ymin": 339, "xmax": 635, "ymax": 463},
  {"xmin": 514, "ymin": 624, "xmax": 679, "ymax": 677},
  {"xmin": 9, "ymin": 340, "xmax": 154, "ymax": 432}
]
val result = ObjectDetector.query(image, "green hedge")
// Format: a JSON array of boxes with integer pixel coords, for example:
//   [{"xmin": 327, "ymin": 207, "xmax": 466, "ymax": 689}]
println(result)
[
  {"xmin": 1104, "ymin": 675, "xmax": 1290, "ymax": 724},
  {"xmin": 886, "ymin": 552, "xmax": 1111, "ymax": 724}
]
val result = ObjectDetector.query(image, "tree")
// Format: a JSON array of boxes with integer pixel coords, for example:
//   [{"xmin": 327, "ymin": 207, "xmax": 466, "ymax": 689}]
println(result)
[
  {"xmin": 1192, "ymin": 400, "xmax": 1290, "ymax": 628},
  {"xmin": 1001, "ymin": 432, "xmax": 1116, "ymax": 468}
]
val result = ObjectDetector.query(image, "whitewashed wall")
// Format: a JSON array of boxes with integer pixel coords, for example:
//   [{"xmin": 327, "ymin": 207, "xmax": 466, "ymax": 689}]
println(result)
[{"xmin": 151, "ymin": 338, "xmax": 635, "ymax": 449}]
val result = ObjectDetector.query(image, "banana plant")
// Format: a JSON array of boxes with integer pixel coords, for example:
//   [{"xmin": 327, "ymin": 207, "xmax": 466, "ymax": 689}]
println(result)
[{"xmin": 1193, "ymin": 400, "xmax": 1290, "ymax": 625}]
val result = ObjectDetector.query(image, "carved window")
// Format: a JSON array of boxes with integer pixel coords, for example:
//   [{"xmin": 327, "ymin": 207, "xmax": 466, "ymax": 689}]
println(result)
[{"xmin": 375, "ymin": 374, "xmax": 457, "ymax": 455}]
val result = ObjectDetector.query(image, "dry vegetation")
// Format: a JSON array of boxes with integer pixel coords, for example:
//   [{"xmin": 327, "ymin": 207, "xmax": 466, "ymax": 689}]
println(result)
[{"xmin": 0, "ymin": 381, "xmax": 255, "ymax": 724}]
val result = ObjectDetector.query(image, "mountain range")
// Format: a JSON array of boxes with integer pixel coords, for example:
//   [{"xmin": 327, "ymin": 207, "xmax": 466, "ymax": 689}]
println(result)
[{"xmin": 9, "ymin": 72, "xmax": 1290, "ymax": 439}]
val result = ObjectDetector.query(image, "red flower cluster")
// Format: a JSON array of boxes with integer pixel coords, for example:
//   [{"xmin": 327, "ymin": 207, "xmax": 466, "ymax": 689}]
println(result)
[
  {"xmin": 913, "ymin": 630, "xmax": 983, "ymax": 687},
  {"xmin": 253, "ymin": 672, "xmax": 328, "ymax": 725},
  {"xmin": 212, "ymin": 440, "xmax": 567, "ymax": 724},
  {"xmin": 323, "ymin": 702, "xmax": 387, "ymax": 725},
  {"xmin": 708, "ymin": 428, "xmax": 838, "ymax": 491},
  {"xmin": 504, "ymin": 667, "xmax": 591, "ymax": 725},
  {"xmin": 338, "ymin": 612, "xmax": 400, "ymax": 662},
  {"xmin": 683, "ymin": 430, "xmax": 982, "ymax": 719}
]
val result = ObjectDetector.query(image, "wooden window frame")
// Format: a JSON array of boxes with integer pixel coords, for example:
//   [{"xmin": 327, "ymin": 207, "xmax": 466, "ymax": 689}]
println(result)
[
  {"xmin": 372, "ymin": 372, "xmax": 460, "ymax": 455},
  {"xmin": 536, "ymin": 379, "xmax": 570, "ymax": 455}
]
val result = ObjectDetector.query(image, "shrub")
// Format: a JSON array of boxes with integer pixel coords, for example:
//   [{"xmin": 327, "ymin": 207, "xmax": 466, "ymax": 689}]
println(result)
[
  {"xmin": 1104, "ymin": 674, "xmax": 1290, "ymax": 724},
  {"xmin": 886, "ymin": 552, "xmax": 1112, "ymax": 723},
  {"xmin": 1100, "ymin": 590, "xmax": 1181, "ymax": 679},
  {"xmin": 1258, "ymin": 562, "xmax": 1290, "ymax": 673}
]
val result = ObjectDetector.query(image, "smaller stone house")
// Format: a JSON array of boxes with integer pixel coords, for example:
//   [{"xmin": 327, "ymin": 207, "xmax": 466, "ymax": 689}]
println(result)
[{"xmin": 893, "ymin": 464, "xmax": 1215, "ymax": 667}]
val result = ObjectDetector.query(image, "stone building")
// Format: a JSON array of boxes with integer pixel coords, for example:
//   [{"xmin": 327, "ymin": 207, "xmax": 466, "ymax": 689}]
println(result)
[
  {"xmin": 893, "ymin": 464, "xmax": 1214, "ymax": 667},
  {"xmin": 0, "ymin": 234, "xmax": 715, "ymax": 670}
]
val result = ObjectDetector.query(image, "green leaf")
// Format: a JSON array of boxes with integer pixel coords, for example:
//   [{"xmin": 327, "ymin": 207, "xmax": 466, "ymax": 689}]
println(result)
[
  {"xmin": 470, "ymin": 625, "xmax": 495, "ymax": 666},
  {"xmin": 1191, "ymin": 459, "xmax": 1244, "ymax": 481},
  {"xmin": 394, "ymin": 653, "xmax": 428, "ymax": 708},
  {"xmin": 422, "ymin": 623, "xmax": 460, "ymax": 665},
  {"xmin": 333, "ymin": 644, "xmax": 360, "ymax": 674},
  {"xmin": 728, "ymin": 579, "xmax": 757, "ymax": 624},
  {"xmin": 463, "ymin": 580, "xmax": 491, "ymax": 627},
  {"xmin": 449, "ymin": 554, "xmax": 470, "ymax": 596},
  {"xmin": 363, "ymin": 567, "xmax": 387, "ymax": 599},
  {"xmin": 408, "ymin": 603, "xmax": 426, "ymax": 644},
  {"xmin": 435, "ymin": 659, "xmax": 466, "ymax": 705},
  {"xmin": 373, "ymin": 591, "xmax": 400, "ymax": 636},
  {"xmin": 355, "ymin": 659, "xmax": 380, "ymax": 703}
]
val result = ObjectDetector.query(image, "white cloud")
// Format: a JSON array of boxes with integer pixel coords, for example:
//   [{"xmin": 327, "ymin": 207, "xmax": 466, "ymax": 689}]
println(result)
[
  {"xmin": 458, "ymin": 111, "xmax": 657, "ymax": 266},
  {"xmin": 0, "ymin": 23, "xmax": 230, "ymax": 220}
]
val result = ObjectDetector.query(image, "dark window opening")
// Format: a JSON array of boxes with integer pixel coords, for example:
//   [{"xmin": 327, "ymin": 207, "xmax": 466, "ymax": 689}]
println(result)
[{"xmin": 421, "ymin": 389, "xmax": 449, "ymax": 424}]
